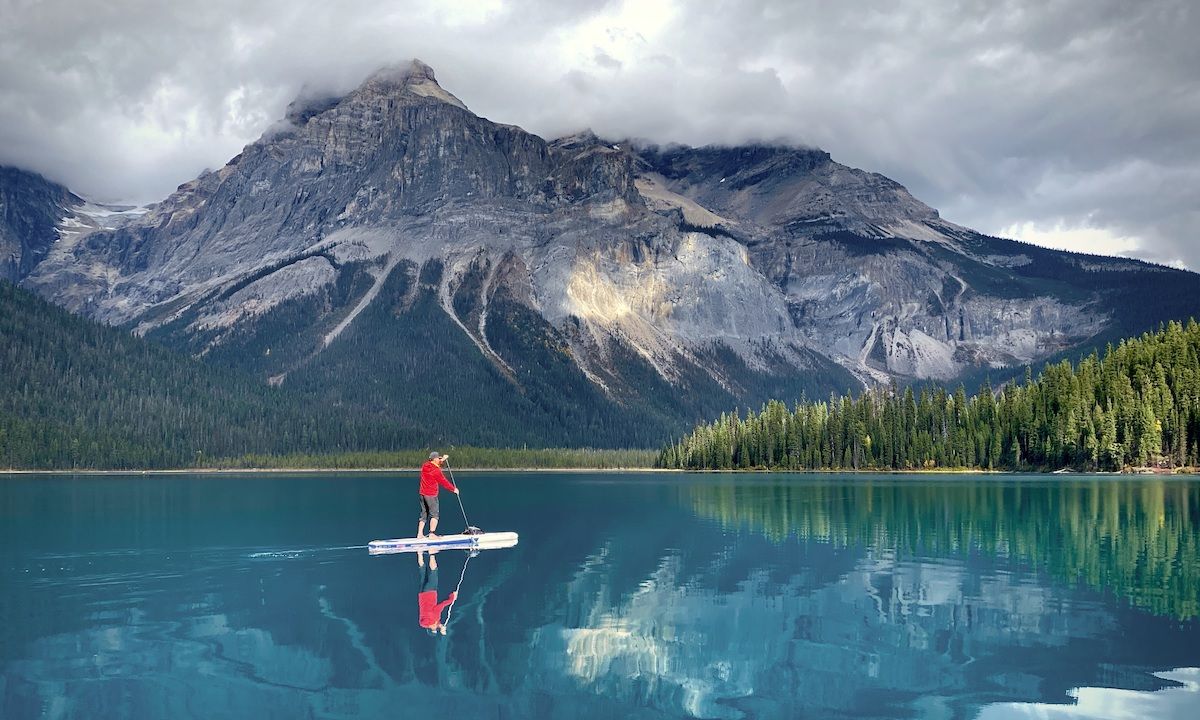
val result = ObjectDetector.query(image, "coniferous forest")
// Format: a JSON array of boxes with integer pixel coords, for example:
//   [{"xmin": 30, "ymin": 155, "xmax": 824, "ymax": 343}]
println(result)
[
  {"xmin": 0, "ymin": 280, "xmax": 409, "ymax": 468},
  {"xmin": 660, "ymin": 320, "xmax": 1200, "ymax": 472},
  {"xmin": 1, "ymin": 282, "xmax": 660, "ymax": 469}
]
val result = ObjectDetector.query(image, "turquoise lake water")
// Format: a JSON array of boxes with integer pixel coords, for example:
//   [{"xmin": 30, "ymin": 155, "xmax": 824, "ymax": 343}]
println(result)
[{"xmin": 1, "ymin": 472, "xmax": 1198, "ymax": 719}]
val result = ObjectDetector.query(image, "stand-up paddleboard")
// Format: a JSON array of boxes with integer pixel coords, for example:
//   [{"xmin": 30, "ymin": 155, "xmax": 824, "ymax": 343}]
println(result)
[{"xmin": 368, "ymin": 531, "xmax": 518, "ymax": 555}]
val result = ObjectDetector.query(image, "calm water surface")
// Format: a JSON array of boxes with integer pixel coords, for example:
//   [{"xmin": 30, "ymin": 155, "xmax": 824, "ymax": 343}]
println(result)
[{"xmin": 1, "ymin": 472, "xmax": 1198, "ymax": 719}]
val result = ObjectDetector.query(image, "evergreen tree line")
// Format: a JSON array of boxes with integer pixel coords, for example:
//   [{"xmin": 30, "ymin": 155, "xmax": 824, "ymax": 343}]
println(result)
[
  {"xmin": 660, "ymin": 320, "xmax": 1200, "ymax": 472},
  {"xmin": 0, "ymin": 281, "xmax": 516, "ymax": 468},
  {"xmin": 0, "ymin": 281, "xmax": 392, "ymax": 468},
  {"xmin": 205, "ymin": 446, "xmax": 657, "ymax": 470}
]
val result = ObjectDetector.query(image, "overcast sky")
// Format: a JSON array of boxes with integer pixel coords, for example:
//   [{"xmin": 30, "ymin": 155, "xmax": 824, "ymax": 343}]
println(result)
[{"xmin": 2, "ymin": 0, "xmax": 1196, "ymax": 268}]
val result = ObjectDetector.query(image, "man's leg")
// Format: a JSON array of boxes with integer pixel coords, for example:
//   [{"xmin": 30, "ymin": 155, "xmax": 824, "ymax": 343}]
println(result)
[
  {"xmin": 428, "ymin": 495, "xmax": 441, "ymax": 537},
  {"xmin": 420, "ymin": 555, "xmax": 437, "ymax": 589}
]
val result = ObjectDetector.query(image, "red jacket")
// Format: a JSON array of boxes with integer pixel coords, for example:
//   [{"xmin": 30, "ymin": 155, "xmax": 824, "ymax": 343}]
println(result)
[
  {"xmin": 418, "ymin": 590, "xmax": 456, "ymax": 627},
  {"xmin": 420, "ymin": 461, "xmax": 457, "ymax": 497}
]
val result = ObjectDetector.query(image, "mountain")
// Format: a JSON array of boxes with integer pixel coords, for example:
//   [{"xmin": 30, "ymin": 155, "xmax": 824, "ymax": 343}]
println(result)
[
  {"xmin": 0, "ymin": 167, "xmax": 81, "ymax": 283},
  {"xmin": 12, "ymin": 60, "xmax": 1200, "ymax": 446}
]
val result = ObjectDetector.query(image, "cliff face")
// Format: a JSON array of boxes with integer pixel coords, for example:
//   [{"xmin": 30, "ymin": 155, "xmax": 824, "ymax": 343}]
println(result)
[
  {"xmin": 15, "ymin": 60, "xmax": 1200, "ymax": 443},
  {"xmin": 0, "ymin": 167, "xmax": 82, "ymax": 283}
]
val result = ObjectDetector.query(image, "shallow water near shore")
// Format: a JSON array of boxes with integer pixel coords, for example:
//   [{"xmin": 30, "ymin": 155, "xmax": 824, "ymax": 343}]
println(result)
[{"xmin": 2, "ymin": 472, "xmax": 1198, "ymax": 719}]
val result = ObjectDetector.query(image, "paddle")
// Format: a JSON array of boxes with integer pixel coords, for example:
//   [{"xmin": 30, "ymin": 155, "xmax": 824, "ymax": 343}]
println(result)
[{"xmin": 443, "ymin": 459, "xmax": 483, "ymax": 535}]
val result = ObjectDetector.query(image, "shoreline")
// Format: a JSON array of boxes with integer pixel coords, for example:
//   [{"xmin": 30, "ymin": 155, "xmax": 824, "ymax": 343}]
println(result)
[
  {"xmin": 1, "ymin": 467, "xmax": 1194, "ymax": 476},
  {"xmin": 0, "ymin": 467, "xmax": 675, "ymax": 475}
]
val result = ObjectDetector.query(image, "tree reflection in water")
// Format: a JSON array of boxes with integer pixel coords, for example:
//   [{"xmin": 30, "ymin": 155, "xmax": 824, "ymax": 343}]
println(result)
[{"xmin": 686, "ymin": 477, "xmax": 1199, "ymax": 619}]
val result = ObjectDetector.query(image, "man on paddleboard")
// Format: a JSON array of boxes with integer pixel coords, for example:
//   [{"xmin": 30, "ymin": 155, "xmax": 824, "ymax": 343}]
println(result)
[{"xmin": 418, "ymin": 451, "xmax": 458, "ymax": 539}]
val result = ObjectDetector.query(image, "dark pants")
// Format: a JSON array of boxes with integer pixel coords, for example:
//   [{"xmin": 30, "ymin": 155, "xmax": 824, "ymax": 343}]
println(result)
[
  {"xmin": 419, "ymin": 564, "xmax": 438, "ymax": 593},
  {"xmin": 419, "ymin": 494, "xmax": 440, "ymax": 522}
]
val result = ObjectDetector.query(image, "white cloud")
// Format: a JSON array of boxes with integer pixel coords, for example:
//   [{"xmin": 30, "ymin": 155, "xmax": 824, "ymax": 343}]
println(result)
[
  {"xmin": 0, "ymin": 0, "xmax": 1196, "ymax": 268},
  {"xmin": 999, "ymin": 221, "xmax": 1144, "ymax": 259}
]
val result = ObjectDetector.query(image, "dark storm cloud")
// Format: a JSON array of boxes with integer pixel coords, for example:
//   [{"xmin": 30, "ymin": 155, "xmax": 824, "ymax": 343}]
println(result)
[{"xmin": 1, "ymin": 0, "xmax": 1196, "ymax": 266}]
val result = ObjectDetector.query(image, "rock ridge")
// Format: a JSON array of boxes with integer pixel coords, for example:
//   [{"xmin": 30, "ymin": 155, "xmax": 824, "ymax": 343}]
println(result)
[{"xmin": 11, "ymin": 61, "xmax": 1200, "ymax": 444}]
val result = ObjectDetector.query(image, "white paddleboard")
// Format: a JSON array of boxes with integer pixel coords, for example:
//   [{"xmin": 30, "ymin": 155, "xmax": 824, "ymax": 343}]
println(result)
[{"xmin": 368, "ymin": 531, "xmax": 518, "ymax": 555}]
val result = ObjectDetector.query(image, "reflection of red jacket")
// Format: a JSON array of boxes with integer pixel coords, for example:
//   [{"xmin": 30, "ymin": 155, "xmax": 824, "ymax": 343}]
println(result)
[
  {"xmin": 420, "ymin": 461, "xmax": 457, "ymax": 497},
  {"xmin": 418, "ymin": 590, "xmax": 456, "ymax": 627}
]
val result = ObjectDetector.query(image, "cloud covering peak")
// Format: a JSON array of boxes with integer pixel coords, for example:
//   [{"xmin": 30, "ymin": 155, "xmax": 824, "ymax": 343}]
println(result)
[{"xmin": 1, "ymin": 0, "xmax": 1196, "ymax": 267}]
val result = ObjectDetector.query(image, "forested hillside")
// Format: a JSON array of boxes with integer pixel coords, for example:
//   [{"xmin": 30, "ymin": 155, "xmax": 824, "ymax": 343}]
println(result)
[
  {"xmin": 1, "ymin": 280, "xmax": 664, "ymax": 469},
  {"xmin": 0, "ymin": 281, "xmax": 416, "ymax": 468},
  {"xmin": 9, "ymin": 270, "xmax": 1200, "ymax": 472},
  {"xmin": 661, "ymin": 320, "xmax": 1200, "ymax": 471}
]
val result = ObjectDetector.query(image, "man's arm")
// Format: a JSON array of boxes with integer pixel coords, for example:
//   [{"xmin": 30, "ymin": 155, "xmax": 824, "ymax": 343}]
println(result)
[
  {"xmin": 436, "ymin": 466, "xmax": 458, "ymax": 493},
  {"xmin": 434, "ymin": 592, "xmax": 458, "ymax": 615}
]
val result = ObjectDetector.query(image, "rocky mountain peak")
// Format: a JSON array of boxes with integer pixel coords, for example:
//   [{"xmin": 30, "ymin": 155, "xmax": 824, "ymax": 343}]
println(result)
[
  {"xmin": 551, "ymin": 129, "xmax": 602, "ymax": 151},
  {"xmin": 282, "ymin": 59, "xmax": 465, "ymax": 128},
  {"xmin": 353, "ymin": 58, "xmax": 468, "ymax": 110},
  {"xmin": 398, "ymin": 58, "xmax": 437, "ymax": 84}
]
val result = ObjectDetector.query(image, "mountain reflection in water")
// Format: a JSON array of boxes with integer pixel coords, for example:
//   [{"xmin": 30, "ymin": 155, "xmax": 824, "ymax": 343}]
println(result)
[
  {"xmin": 523, "ymin": 476, "xmax": 1199, "ymax": 718},
  {"xmin": 1, "ymin": 473, "xmax": 1197, "ymax": 719}
]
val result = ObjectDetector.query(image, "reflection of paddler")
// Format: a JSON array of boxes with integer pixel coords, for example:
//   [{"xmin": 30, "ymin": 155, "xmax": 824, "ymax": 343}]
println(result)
[{"xmin": 417, "ymin": 550, "xmax": 456, "ymax": 635}]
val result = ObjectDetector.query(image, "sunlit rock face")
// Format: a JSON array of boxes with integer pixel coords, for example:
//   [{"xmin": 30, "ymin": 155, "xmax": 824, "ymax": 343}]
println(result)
[
  {"xmin": 16, "ymin": 60, "xmax": 1200, "ymax": 437},
  {"xmin": 632, "ymin": 144, "xmax": 1117, "ymax": 382}
]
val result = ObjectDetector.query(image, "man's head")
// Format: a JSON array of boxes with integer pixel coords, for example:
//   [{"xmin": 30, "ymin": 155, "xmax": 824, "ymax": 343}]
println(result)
[{"xmin": 429, "ymin": 451, "xmax": 445, "ymax": 466}]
